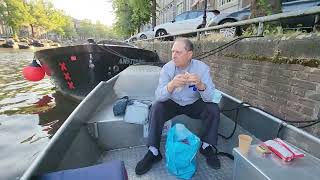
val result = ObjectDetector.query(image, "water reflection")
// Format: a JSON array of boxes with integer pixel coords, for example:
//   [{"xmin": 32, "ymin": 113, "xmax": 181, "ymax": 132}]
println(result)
[
  {"xmin": 0, "ymin": 114, "xmax": 49, "ymax": 180},
  {"xmin": 0, "ymin": 49, "xmax": 79, "ymax": 179},
  {"xmin": 37, "ymin": 92, "xmax": 79, "ymax": 137}
]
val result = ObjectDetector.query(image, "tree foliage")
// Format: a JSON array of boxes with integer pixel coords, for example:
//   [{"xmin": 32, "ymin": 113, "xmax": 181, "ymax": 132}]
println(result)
[
  {"xmin": 250, "ymin": 0, "xmax": 282, "ymax": 18},
  {"xmin": 0, "ymin": 0, "xmax": 118, "ymax": 40},
  {"xmin": 113, "ymin": 0, "xmax": 152, "ymax": 37},
  {"xmin": 128, "ymin": 0, "xmax": 151, "ymax": 31},
  {"xmin": 76, "ymin": 19, "xmax": 118, "ymax": 40},
  {"xmin": 27, "ymin": 0, "xmax": 72, "ymax": 37},
  {"xmin": 0, "ymin": 0, "xmax": 30, "ymax": 37},
  {"xmin": 60, "ymin": 16, "xmax": 77, "ymax": 38}
]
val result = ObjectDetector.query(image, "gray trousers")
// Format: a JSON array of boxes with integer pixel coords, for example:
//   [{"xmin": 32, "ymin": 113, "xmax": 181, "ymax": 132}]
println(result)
[{"xmin": 147, "ymin": 99, "xmax": 220, "ymax": 149}]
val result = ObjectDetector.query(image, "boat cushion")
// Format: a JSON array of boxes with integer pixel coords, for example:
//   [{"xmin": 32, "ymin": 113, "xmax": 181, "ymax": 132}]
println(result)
[{"xmin": 33, "ymin": 160, "xmax": 127, "ymax": 180}]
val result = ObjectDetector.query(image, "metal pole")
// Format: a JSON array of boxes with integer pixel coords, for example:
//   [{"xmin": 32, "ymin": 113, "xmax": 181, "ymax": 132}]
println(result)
[
  {"xmin": 201, "ymin": 0, "xmax": 208, "ymax": 28},
  {"xmin": 257, "ymin": 22, "xmax": 264, "ymax": 36},
  {"xmin": 313, "ymin": 14, "xmax": 319, "ymax": 32}
]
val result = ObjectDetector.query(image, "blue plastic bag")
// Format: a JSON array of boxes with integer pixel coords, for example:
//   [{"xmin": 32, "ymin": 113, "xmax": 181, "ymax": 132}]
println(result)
[
  {"xmin": 165, "ymin": 124, "xmax": 201, "ymax": 179},
  {"xmin": 212, "ymin": 89, "xmax": 222, "ymax": 104}
]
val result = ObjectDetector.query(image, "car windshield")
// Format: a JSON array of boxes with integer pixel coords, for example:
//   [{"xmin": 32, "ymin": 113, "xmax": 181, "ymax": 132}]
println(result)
[
  {"xmin": 175, "ymin": 12, "xmax": 188, "ymax": 21},
  {"xmin": 187, "ymin": 11, "xmax": 202, "ymax": 19}
]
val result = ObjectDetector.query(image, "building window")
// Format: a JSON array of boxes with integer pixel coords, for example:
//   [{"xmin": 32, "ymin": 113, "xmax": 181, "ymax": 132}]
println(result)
[
  {"xmin": 218, "ymin": 0, "xmax": 236, "ymax": 6},
  {"xmin": 177, "ymin": 2, "xmax": 184, "ymax": 15}
]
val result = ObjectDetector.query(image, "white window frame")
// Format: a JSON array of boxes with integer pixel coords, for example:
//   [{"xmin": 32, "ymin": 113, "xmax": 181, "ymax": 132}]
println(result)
[
  {"xmin": 218, "ymin": 0, "xmax": 237, "ymax": 6},
  {"xmin": 177, "ymin": 2, "xmax": 184, "ymax": 15},
  {"xmin": 217, "ymin": 0, "xmax": 238, "ymax": 11}
]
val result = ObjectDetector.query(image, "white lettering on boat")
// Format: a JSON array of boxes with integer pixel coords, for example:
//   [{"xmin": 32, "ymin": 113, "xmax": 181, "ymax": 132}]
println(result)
[{"xmin": 119, "ymin": 58, "xmax": 145, "ymax": 64}]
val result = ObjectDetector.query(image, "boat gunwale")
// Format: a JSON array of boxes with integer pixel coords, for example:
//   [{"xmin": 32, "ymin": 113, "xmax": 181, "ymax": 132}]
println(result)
[
  {"xmin": 222, "ymin": 91, "xmax": 320, "ymax": 149},
  {"xmin": 20, "ymin": 75, "xmax": 120, "ymax": 180},
  {"xmin": 20, "ymin": 64, "xmax": 320, "ymax": 179},
  {"xmin": 34, "ymin": 44, "xmax": 143, "ymax": 56}
]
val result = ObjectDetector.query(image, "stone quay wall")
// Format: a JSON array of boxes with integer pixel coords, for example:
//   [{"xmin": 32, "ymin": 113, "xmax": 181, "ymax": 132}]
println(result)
[{"xmin": 136, "ymin": 33, "xmax": 320, "ymax": 137}]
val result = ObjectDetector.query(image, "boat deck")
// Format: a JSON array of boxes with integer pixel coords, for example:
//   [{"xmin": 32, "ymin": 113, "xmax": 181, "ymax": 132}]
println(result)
[
  {"xmin": 101, "ymin": 143, "xmax": 233, "ymax": 180},
  {"xmin": 99, "ymin": 114, "xmax": 259, "ymax": 180}
]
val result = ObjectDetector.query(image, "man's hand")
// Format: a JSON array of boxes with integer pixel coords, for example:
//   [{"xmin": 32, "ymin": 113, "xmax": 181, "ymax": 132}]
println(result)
[
  {"xmin": 167, "ymin": 74, "xmax": 188, "ymax": 93},
  {"xmin": 186, "ymin": 73, "xmax": 206, "ymax": 91}
]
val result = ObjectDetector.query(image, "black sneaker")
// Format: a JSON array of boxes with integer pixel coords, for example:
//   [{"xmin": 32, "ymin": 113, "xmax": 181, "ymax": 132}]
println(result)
[
  {"xmin": 200, "ymin": 146, "xmax": 221, "ymax": 169},
  {"xmin": 135, "ymin": 150, "xmax": 162, "ymax": 175}
]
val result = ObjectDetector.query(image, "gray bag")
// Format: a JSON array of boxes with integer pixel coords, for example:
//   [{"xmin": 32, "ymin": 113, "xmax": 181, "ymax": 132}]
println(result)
[{"xmin": 124, "ymin": 100, "xmax": 151, "ymax": 125}]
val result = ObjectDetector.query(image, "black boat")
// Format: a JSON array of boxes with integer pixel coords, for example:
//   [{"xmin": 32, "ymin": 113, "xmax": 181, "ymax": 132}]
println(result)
[
  {"xmin": 1, "ymin": 39, "xmax": 18, "ymax": 48},
  {"xmin": 35, "ymin": 41, "xmax": 160, "ymax": 100},
  {"xmin": 18, "ymin": 43, "xmax": 31, "ymax": 49}
]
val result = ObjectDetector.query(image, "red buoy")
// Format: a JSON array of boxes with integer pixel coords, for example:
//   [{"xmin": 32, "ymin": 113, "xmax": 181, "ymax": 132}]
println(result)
[{"xmin": 22, "ymin": 60, "xmax": 45, "ymax": 81}]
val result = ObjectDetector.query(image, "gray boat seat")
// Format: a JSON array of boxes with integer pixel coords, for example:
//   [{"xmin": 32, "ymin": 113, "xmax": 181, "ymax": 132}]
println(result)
[
  {"xmin": 32, "ymin": 160, "xmax": 127, "ymax": 180},
  {"xmin": 112, "ymin": 64, "xmax": 206, "ymax": 136},
  {"xmin": 86, "ymin": 103, "xmax": 222, "ymax": 151},
  {"xmin": 86, "ymin": 65, "xmax": 215, "ymax": 150},
  {"xmin": 113, "ymin": 65, "xmax": 161, "ymax": 101}
]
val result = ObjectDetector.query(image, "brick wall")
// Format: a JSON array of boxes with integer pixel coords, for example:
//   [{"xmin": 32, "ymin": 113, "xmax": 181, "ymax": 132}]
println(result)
[
  {"xmin": 207, "ymin": 57, "xmax": 320, "ymax": 122},
  {"xmin": 136, "ymin": 34, "xmax": 320, "ymax": 137}
]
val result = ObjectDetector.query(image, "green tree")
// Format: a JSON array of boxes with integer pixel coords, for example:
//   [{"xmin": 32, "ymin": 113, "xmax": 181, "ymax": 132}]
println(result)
[
  {"xmin": 0, "ymin": 0, "xmax": 31, "ymax": 37},
  {"xmin": 250, "ymin": 0, "xmax": 281, "ymax": 18},
  {"xmin": 128, "ymin": 0, "xmax": 151, "ymax": 32},
  {"xmin": 113, "ymin": 0, "xmax": 134, "ymax": 37},
  {"xmin": 27, "ymin": 0, "xmax": 50, "ymax": 37},
  {"xmin": 77, "ymin": 19, "xmax": 94, "ymax": 38},
  {"xmin": 60, "ymin": 16, "xmax": 77, "ymax": 39},
  {"xmin": 151, "ymin": 0, "xmax": 156, "ymax": 28},
  {"xmin": 76, "ymin": 19, "xmax": 118, "ymax": 40},
  {"xmin": 113, "ymin": 0, "xmax": 152, "ymax": 37},
  {"xmin": 95, "ymin": 21, "xmax": 108, "ymax": 39},
  {"xmin": 28, "ymin": 0, "xmax": 73, "ymax": 38},
  {"xmin": 45, "ymin": 2, "xmax": 67, "ymax": 32}
]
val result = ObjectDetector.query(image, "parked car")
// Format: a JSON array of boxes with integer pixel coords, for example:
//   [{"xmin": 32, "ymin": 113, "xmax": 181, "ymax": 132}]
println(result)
[
  {"xmin": 124, "ymin": 35, "xmax": 138, "ymax": 43},
  {"xmin": 124, "ymin": 30, "xmax": 155, "ymax": 42},
  {"xmin": 206, "ymin": 0, "xmax": 320, "ymax": 35},
  {"xmin": 154, "ymin": 9, "xmax": 220, "ymax": 37},
  {"xmin": 137, "ymin": 30, "xmax": 154, "ymax": 39}
]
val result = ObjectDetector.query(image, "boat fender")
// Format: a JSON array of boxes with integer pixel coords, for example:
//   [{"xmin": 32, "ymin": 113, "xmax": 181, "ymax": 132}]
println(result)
[{"xmin": 22, "ymin": 60, "xmax": 45, "ymax": 81}]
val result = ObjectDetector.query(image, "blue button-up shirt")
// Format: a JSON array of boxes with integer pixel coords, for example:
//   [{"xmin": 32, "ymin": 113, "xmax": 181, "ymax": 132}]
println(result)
[{"xmin": 155, "ymin": 59, "xmax": 215, "ymax": 106}]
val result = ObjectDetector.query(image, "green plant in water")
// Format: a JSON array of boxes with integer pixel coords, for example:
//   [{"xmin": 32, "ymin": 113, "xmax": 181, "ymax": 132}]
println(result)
[
  {"xmin": 242, "ymin": 25, "xmax": 256, "ymax": 36},
  {"xmin": 241, "ymin": 22, "xmax": 315, "ymax": 37},
  {"xmin": 223, "ymin": 53, "xmax": 320, "ymax": 68},
  {"xmin": 263, "ymin": 23, "xmax": 282, "ymax": 36}
]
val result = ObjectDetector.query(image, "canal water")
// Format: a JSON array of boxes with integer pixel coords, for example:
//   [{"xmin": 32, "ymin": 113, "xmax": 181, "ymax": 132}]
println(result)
[{"xmin": 0, "ymin": 48, "xmax": 79, "ymax": 179}]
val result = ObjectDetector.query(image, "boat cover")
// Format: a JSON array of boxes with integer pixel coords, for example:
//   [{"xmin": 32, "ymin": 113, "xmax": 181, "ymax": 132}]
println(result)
[{"xmin": 32, "ymin": 160, "xmax": 127, "ymax": 180}]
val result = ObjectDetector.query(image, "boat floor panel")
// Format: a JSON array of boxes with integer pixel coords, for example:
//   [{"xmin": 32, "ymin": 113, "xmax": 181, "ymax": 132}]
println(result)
[
  {"xmin": 99, "ymin": 114, "xmax": 260, "ymax": 180},
  {"xmin": 100, "ymin": 144, "xmax": 233, "ymax": 180}
]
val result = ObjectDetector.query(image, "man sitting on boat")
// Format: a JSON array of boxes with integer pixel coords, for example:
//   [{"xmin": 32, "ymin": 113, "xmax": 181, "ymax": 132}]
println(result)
[{"xmin": 135, "ymin": 37, "xmax": 221, "ymax": 175}]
